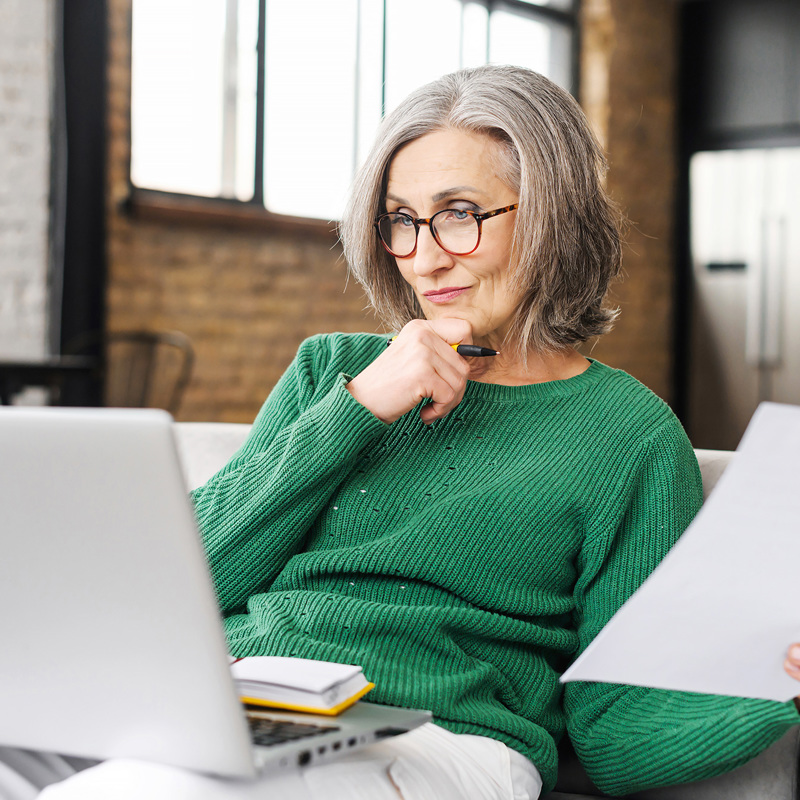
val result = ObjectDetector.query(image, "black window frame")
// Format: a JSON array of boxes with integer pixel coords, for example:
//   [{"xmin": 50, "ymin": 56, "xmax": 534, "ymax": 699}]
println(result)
[{"xmin": 127, "ymin": 0, "xmax": 581, "ymax": 235}]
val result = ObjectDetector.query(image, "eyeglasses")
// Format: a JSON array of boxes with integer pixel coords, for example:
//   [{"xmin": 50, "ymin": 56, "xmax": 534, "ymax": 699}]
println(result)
[{"xmin": 374, "ymin": 204, "xmax": 518, "ymax": 258}]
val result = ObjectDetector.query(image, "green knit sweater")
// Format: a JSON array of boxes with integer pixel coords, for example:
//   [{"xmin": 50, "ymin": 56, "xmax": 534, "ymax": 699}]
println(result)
[{"xmin": 192, "ymin": 332, "xmax": 798, "ymax": 795}]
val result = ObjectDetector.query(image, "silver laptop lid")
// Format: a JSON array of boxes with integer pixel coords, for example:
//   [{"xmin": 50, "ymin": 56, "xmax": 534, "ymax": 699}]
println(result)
[{"xmin": 0, "ymin": 407, "xmax": 257, "ymax": 778}]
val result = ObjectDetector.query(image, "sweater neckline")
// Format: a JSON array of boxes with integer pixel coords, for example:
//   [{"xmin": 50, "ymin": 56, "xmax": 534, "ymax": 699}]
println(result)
[{"xmin": 462, "ymin": 358, "xmax": 607, "ymax": 404}]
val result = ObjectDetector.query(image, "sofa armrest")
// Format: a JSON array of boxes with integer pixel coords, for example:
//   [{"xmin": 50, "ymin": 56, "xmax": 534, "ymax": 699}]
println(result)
[
  {"xmin": 172, "ymin": 422, "xmax": 251, "ymax": 491},
  {"xmin": 545, "ymin": 727, "xmax": 800, "ymax": 800},
  {"xmin": 693, "ymin": 449, "xmax": 734, "ymax": 501}
]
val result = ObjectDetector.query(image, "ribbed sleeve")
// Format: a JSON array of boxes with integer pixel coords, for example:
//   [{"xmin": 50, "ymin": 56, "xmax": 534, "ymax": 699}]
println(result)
[
  {"xmin": 567, "ymin": 686, "xmax": 799, "ymax": 795},
  {"xmin": 192, "ymin": 334, "xmax": 388, "ymax": 611},
  {"xmin": 564, "ymin": 421, "xmax": 800, "ymax": 794},
  {"xmin": 192, "ymin": 332, "xmax": 798, "ymax": 794}
]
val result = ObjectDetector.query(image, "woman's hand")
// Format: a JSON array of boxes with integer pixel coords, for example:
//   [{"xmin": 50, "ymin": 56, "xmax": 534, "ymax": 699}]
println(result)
[
  {"xmin": 784, "ymin": 645, "xmax": 800, "ymax": 680},
  {"xmin": 783, "ymin": 644, "xmax": 800, "ymax": 712},
  {"xmin": 346, "ymin": 318, "xmax": 474, "ymax": 425}
]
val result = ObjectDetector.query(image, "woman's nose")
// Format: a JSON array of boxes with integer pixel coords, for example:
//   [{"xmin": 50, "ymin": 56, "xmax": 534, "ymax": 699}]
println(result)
[{"xmin": 412, "ymin": 224, "xmax": 453, "ymax": 276}]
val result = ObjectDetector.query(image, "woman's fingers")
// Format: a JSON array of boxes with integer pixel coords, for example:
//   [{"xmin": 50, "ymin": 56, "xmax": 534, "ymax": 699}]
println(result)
[
  {"xmin": 345, "ymin": 318, "xmax": 473, "ymax": 425},
  {"xmin": 784, "ymin": 644, "xmax": 800, "ymax": 679},
  {"xmin": 424, "ymin": 317, "xmax": 475, "ymax": 351},
  {"xmin": 785, "ymin": 645, "xmax": 800, "ymax": 710},
  {"xmin": 419, "ymin": 365, "xmax": 468, "ymax": 423},
  {"xmin": 399, "ymin": 320, "xmax": 472, "ymax": 423}
]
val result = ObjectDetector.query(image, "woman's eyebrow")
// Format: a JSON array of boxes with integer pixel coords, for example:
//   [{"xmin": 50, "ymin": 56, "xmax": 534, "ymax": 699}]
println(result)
[
  {"xmin": 385, "ymin": 186, "xmax": 484, "ymax": 206},
  {"xmin": 431, "ymin": 186, "xmax": 482, "ymax": 202}
]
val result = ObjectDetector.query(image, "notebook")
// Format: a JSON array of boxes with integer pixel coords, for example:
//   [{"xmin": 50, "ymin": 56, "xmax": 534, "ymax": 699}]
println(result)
[
  {"xmin": 230, "ymin": 656, "xmax": 375, "ymax": 714},
  {"xmin": 0, "ymin": 406, "xmax": 430, "ymax": 778}
]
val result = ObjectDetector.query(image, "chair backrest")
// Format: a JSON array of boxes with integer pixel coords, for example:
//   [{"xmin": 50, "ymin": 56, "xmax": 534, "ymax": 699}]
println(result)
[{"xmin": 67, "ymin": 330, "xmax": 195, "ymax": 415}]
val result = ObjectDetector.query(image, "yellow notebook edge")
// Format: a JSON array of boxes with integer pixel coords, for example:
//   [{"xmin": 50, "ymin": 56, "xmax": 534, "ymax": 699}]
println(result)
[{"xmin": 240, "ymin": 682, "xmax": 375, "ymax": 716}]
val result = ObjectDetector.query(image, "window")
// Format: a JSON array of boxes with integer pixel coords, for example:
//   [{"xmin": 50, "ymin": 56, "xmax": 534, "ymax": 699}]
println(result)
[{"xmin": 131, "ymin": 0, "xmax": 578, "ymax": 223}]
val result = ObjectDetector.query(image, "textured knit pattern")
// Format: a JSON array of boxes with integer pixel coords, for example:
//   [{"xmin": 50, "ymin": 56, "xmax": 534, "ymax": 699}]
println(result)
[{"xmin": 192, "ymin": 332, "xmax": 798, "ymax": 795}]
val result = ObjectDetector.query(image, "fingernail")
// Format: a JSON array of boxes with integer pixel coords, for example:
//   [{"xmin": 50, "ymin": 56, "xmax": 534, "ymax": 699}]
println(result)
[{"xmin": 790, "ymin": 645, "xmax": 800, "ymax": 661}]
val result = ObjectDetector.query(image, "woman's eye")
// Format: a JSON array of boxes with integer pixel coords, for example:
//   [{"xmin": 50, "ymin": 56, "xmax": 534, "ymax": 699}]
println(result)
[{"xmin": 441, "ymin": 209, "xmax": 471, "ymax": 221}]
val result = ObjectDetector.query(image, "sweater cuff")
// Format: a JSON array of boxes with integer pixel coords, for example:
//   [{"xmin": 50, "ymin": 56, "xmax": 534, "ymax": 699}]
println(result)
[{"xmin": 302, "ymin": 372, "xmax": 389, "ymax": 458}]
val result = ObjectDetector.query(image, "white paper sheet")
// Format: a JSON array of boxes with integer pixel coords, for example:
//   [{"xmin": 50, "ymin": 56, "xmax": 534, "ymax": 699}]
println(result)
[
  {"xmin": 230, "ymin": 656, "xmax": 362, "ymax": 692},
  {"xmin": 560, "ymin": 401, "xmax": 800, "ymax": 701}
]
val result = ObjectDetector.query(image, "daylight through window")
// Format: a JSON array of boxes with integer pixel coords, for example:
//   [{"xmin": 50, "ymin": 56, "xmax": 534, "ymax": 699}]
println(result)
[{"xmin": 131, "ymin": 0, "xmax": 577, "ymax": 222}]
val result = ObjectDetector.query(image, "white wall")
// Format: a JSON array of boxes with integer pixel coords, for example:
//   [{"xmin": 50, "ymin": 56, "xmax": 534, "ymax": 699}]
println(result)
[{"xmin": 0, "ymin": 0, "xmax": 53, "ymax": 360}]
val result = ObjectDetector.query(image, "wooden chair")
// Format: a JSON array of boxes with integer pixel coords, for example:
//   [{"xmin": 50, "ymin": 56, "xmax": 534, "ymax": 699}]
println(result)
[{"xmin": 65, "ymin": 330, "xmax": 195, "ymax": 415}]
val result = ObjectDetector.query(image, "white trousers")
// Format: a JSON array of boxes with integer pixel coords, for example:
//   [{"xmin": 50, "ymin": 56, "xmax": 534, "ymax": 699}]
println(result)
[{"xmin": 3, "ymin": 724, "xmax": 542, "ymax": 800}]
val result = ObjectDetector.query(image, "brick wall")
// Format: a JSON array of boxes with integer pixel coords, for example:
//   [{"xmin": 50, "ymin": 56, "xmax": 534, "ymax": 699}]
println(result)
[
  {"xmin": 106, "ymin": 0, "xmax": 680, "ymax": 421},
  {"xmin": 107, "ymin": 0, "xmax": 374, "ymax": 422},
  {"xmin": 0, "ymin": 0, "xmax": 53, "ymax": 363}
]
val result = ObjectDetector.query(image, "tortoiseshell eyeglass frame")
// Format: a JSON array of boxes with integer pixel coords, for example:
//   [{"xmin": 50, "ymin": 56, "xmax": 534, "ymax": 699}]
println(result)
[{"xmin": 374, "ymin": 203, "xmax": 519, "ymax": 258}]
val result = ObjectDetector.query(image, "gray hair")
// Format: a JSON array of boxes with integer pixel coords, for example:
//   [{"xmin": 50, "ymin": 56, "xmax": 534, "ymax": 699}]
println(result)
[{"xmin": 338, "ymin": 64, "xmax": 623, "ymax": 354}]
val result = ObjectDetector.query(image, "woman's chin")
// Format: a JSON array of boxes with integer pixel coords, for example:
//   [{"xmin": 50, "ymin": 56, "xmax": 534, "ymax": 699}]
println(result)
[
  {"xmin": 423, "ymin": 307, "xmax": 477, "ymax": 327},
  {"xmin": 416, "ymin": 305, "xmax": 503, "ymax": 342}
]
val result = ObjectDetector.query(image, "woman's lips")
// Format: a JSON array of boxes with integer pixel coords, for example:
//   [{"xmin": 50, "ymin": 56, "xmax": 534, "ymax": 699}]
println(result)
[{"xmin": 422, "ymin": 287, "xmax": 470, "ymax": 304}]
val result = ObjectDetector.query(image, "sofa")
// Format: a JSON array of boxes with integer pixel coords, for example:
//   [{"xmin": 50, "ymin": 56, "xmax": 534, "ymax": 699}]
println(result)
[{"xmin": 173, "ymin": 422, "xmax": 800, "ymax": 800}]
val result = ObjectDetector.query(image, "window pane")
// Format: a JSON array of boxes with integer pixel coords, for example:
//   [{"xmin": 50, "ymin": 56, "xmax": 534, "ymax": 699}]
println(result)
[
  {"xmin": 355, "ymin": 0, "xmax": 386, "ymax": 169},
  {"xmin": 131, "ymin": 0, "xmax": 257, "ymax": 200},
  {"xmin": 263, "ymin": 0, "xmax": 359, "ymax": 220},
  {"xmin": 461, "ymin": 2, "xmax": 489, "ymax": 69},
  {"xmin": 489, "ymin": 7, "xmax": 572, "ymax": 91},
  {"xmin": 234, "ymin": 0, "xmax": 259, "ymax": 200},
  {"xmin": 131, "ymin": 0, "xmax": 226, "ymax": 197},
  {"xmin": 513, "ymin": 0, "xmax": 575, "ymax": 11},
  {"xmin": 384, "ymin": 0, "xmax": 462, "ymax": 115}
]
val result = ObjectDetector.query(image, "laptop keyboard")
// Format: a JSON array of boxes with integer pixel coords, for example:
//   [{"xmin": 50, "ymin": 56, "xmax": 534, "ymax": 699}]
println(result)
[{"xmin": 247, "ymin": 715, "xmax": 341, "ymax": 748}]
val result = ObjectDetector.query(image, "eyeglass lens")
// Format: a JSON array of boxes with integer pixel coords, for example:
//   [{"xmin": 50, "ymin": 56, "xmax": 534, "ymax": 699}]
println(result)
[{"xmin": 378, "ymin": 210, "xmax": 479, "ymax": 257}]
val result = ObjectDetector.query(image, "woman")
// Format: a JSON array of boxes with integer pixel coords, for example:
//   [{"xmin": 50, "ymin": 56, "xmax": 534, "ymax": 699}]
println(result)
[
  {"xmin": 189, "ymin": 64, "xmax": 800, "ymax": 797},
  {"xmin": 25, "ymin": 64, "xmax": 800, "ymax": 800}
]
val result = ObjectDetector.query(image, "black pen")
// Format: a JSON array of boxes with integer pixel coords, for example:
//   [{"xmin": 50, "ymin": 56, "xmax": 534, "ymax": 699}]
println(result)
[{"xmin": 387, "ymin": 336, "xmax": 499, "ymax": 357}]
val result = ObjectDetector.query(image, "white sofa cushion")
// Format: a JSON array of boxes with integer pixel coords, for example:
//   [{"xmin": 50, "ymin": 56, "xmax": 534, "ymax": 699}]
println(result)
[{"xmin": 174, "ymin": 423, "xmax": 734, "ymax": 501}]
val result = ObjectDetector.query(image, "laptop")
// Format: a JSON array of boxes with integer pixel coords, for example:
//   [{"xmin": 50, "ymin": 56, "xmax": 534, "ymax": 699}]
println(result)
[{"xmin": 0, "ymin": 406, "xmax": 430, "ymax": 778}]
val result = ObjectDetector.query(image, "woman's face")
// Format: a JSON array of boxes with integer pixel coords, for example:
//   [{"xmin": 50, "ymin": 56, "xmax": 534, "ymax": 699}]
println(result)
[{"xmin": 385, "ymin": 128, "xmax": 520, "ymax": 347}]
